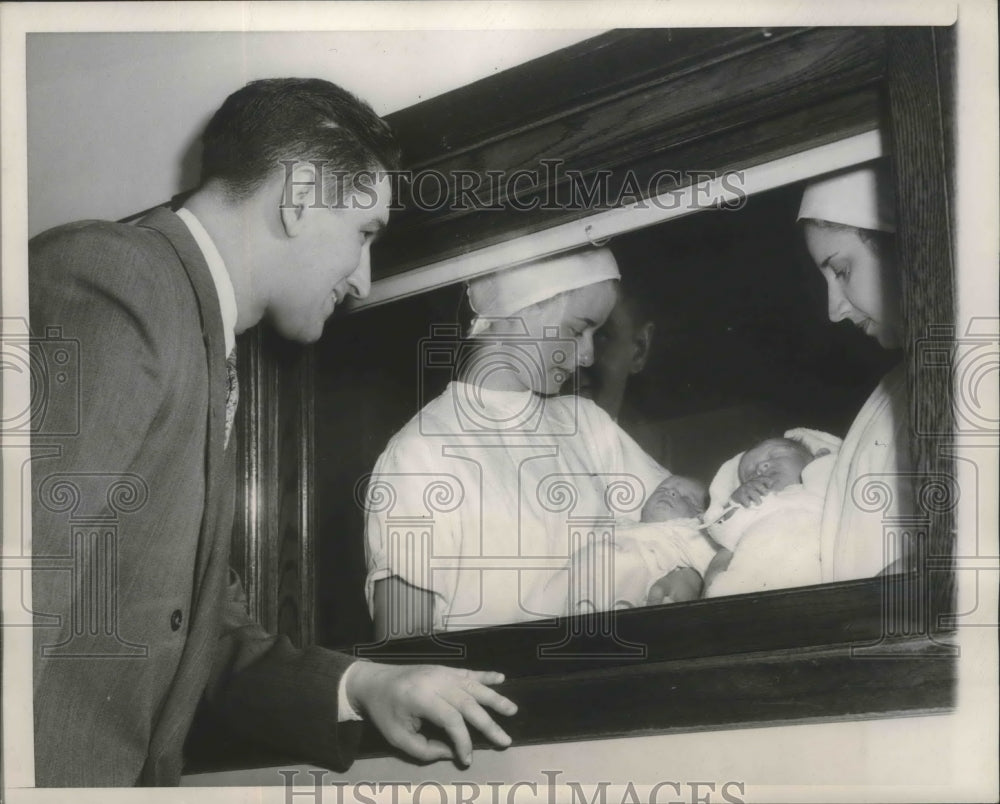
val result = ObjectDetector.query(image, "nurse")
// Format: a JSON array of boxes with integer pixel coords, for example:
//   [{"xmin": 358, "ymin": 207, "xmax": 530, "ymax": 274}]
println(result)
[
  {"xmin": 364, "ymin": 248, "xmax": 675, "ymax": 638},
  {"xmin": 798, "ymin": 164, "xmax": 915, "ymax": 581}
]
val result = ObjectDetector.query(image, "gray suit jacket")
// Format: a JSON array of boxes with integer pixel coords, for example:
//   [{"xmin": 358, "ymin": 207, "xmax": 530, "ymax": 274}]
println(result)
[{"xmin": 30, "ymin": 208, "xmax": 360, "ymax": 786}]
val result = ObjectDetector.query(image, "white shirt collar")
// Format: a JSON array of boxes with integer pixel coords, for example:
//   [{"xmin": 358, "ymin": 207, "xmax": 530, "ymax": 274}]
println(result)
[{"xmin": 175, "ymin": 207, "xmax": 237, "ymax": 356}]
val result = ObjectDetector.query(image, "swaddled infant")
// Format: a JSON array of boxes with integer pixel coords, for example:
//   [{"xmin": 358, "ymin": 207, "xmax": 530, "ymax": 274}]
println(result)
[
  {"xmin": 560, "ymin": 474, "xmax": 719, "ymax": 614},
  {"xmin": 702, "ymin": 428, "xmax": 841, "ymax": 597}
]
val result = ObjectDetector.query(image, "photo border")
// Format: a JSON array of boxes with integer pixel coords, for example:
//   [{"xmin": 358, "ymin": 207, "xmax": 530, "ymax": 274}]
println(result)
[{"xmin": 2, "ymin": 2, "xmax": 996, "ymax": 802}]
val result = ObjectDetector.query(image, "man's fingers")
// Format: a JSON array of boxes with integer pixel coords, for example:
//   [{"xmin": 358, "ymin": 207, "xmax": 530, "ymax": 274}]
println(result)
[
  {"xmin": 461, "ymin": 678, "xmax": 518, "ymax": 717},
  {"xmin": 386, "ymin": 726, "xmax": 453, "ymax": 764},
  {"xmin": 430, "ymin": 674, "xmax": 517, "ymax": 755},
  {"xmin": 464, "ymin": 669, "xmax": 506, "ymax": 687},
  {"xmin": 362, "ymin": 665, "xmax": 519, "ymax": 767},
  {"xmin": 436, "ymin": 677, "xmax": 516, "ymax": 747},
  {"xmin": 424, "ymin": 700, "xmax": 474, "ymax": 765},
  {"xmin": 442, "ymin": 669, "xmax": 517, "ymax": 716},
  {"xmin": 449, "ymin": 693, "xmax": 513, "ymax": 748}
]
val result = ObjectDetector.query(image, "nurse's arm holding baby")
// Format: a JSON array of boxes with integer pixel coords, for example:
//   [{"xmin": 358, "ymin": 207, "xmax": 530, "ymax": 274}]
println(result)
[{"xmin": 364, "ymin": 249, "xmax": 688, "ymax": 638}]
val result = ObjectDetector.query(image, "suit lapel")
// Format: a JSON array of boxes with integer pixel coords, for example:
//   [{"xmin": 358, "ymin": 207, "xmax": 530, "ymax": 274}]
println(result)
[{"xmin": 134, "ymin": 207, "xmax": 230, "ymax": 600}]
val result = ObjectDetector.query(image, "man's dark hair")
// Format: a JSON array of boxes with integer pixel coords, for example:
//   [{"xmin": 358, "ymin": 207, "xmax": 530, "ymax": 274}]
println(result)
[
  {"xmin": 200, "ymin": 77, "xmax": 402, "ymax": 200},
  {"xmin": 617, "ymin": 268, "xmax": 657, "ymax": 326}
]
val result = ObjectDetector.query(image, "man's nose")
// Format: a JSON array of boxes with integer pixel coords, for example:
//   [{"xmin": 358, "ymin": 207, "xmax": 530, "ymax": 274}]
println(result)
[{"xmin": 346, "ymin": 247, "xmax": 372, "ymax": 300}]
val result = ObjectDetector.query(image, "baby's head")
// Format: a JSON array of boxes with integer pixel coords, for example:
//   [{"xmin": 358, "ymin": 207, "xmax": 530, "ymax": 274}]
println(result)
[
  {"xmin": 737, "ymin": 437, "xmax": 817, "ymax": 493},
  {"xmin": 641, "ymin": 475, "xmax": 708, "ymax": 522}
]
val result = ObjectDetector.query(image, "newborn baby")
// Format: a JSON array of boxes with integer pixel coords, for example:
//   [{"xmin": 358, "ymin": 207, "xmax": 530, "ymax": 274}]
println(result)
[
  {"xmin": 702, "ymin": 428, "xmax": 841, "ymax": 597},
  {"xmin": 560, "ymin": 474, "xmax": 718, "ymax": 614},
  {"xmin": 641, "ymin": 474, "xmax": 709, "ymax": 521},
  {"xmin": 732, "ymin": 437, "xmax": 818, "ymax": 505}
]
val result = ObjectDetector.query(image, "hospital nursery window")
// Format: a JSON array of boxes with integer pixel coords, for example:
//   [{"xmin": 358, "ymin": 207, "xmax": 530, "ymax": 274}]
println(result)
[{"xmin": 224, "ymin": 27, "xmax": 957, "ymax": 760}]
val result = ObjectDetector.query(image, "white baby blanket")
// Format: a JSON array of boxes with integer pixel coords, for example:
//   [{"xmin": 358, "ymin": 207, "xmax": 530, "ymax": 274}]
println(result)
[{"xmin": 703, "ymin": 429, "xmax": 841, "ymax": 596}]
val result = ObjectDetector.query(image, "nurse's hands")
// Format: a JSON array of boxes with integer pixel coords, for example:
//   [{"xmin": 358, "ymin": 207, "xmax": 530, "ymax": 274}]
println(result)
[
  {"xmin": 701, "ymin": 547, "xmax": 734, "ymax": 592},
  {"xmin": 346, "ymin": 662, "xmax": 517, "ymax": 766},
  {"xmin": 646, "ymin": 567, "xmax": 703, "ymax": 605}
]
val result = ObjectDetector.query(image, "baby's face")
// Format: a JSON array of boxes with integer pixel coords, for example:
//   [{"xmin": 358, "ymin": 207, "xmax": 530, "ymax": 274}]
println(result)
[
  {"xmin": 641, "ymin": 476, "xmax": 708, "ymax": 522},
  {"xmin": 737, "ymin": 438, "xmax": 812, "ymax": 493}
]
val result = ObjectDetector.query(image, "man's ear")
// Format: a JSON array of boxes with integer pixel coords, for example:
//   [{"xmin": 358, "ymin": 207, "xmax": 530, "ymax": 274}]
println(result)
[
  {"xmin": 279, "ymin": 163, "xmax": 321, "ymax": 237},
  {"xmin": 630, "ymin": 320, "xmax": 655, "ymax": 374}
]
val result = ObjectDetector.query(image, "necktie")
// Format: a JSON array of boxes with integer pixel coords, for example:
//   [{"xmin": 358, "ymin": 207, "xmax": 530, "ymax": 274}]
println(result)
[{"xmin": 224, "ymin": 346, "xmax": 239, "ymax": 449}]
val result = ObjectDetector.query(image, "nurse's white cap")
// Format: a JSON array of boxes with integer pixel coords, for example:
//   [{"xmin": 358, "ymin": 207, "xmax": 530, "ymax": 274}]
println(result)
[
  {"xmin": 467, "ymin": 247, "xmax": 620, "ymax": 338},
  {"xmin": 797, "ymin": 164, "xmax": 896, "ymax": 233}
]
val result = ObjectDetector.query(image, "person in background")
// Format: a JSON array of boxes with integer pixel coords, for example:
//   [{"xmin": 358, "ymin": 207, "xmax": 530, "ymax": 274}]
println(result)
[
  {"xmin": 571, "ymin": 269, "xmax": 673, "ymax": 468},
  {"xmin": 29, "ymin": 77, "xmax": 515, "ymax": 787},
  {"xmin": 797, "ymin": 163, "xmax": 915, "ymax": 581},
  {"xmin": 575, "ymin": 273, "xmax": 656, "ymax": 422}
]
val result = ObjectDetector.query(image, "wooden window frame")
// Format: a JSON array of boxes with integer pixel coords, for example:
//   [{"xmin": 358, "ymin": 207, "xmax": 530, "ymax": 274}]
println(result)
[{"xmin": 229, "ymin": 26, "xmax": 958, "ymax": 761}]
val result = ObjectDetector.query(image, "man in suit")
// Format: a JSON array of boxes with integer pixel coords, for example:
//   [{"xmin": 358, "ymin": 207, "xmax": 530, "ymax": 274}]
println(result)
[{"xmin": 29, "ymin": 77, "xmax": 516, "ymax": 787}]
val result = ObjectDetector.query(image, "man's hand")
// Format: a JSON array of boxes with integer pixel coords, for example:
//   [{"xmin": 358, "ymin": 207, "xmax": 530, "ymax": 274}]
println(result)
[
  {"xmin": 346, "ymin": 663, "xmax": 517, "ymax": 766},
  {"xmin": 730, "ymin": 475, "xmax": 775, "ymax": 507},
  {"xmin": 646, "ymin": 567, "xmax": 703, "ymax": 605}
]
